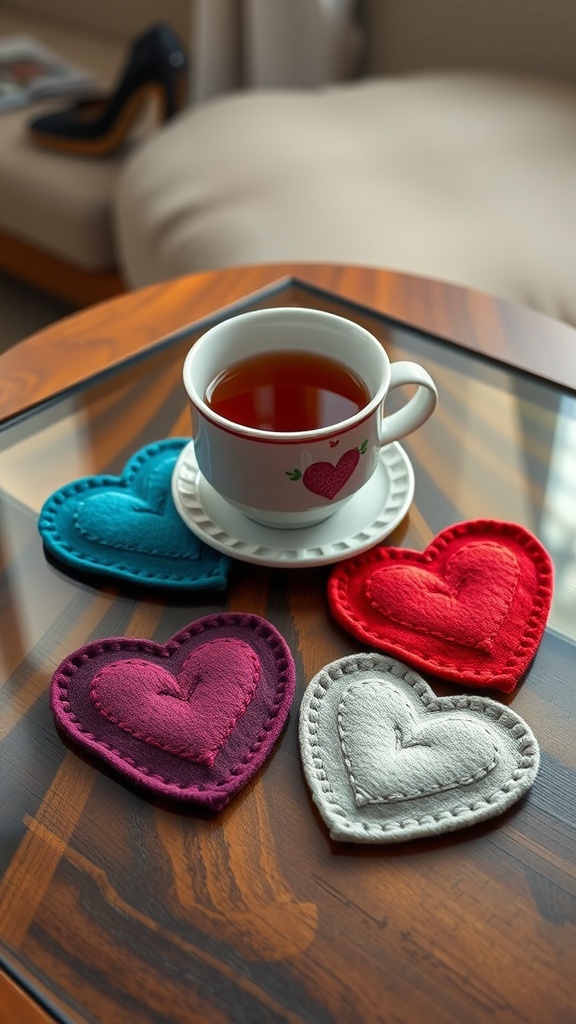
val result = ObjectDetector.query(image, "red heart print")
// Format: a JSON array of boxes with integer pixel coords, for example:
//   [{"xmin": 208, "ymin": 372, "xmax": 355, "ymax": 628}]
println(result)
[
  {"xmin": 91, "ymin": 639, "xmax": 259, "ymax": 766},
  {"xmin": 328, "ymin": 520, "xmax": 554, "ymax": 692},
  {"xmin": 50, "ymin": 613, "xmax": 296, "ymax": 809},
  {"xmin": 303, "ymin": 448, "xmax": 360, "ymax": 499}
]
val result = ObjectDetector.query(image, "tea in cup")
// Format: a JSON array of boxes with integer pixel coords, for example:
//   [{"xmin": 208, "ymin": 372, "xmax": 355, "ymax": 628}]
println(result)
[{"xmin": 182, "ymin": 307, "xmax": 437, "ymax": 528}]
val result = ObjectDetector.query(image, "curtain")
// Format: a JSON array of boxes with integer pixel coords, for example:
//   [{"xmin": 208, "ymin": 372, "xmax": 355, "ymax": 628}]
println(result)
[{"xmin": 190, "ymin": 0, "xmax": 364, "ymax": 105}]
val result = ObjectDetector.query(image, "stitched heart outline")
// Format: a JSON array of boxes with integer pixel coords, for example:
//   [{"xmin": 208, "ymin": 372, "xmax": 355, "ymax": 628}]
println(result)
[
  {"xmin": 74, "ymin": 465, "xmax": 194, "ymax": 558},
  {"xmin": 91, "ymin": 639, "xmax": 259, "ymax": 766},
  {"xmin": 299, "ymin": 652, "xmax": 540, "ymax": 843},
  {"xmin": 338, "ymin": 680, "xmax": 499, "ymax": 806},
  {"xmin": 328, "ymin": 520, "xmax": 554, "ymax": 692},
  {"xmin": 366, "ymin": 542, "xmax": 519, "ymax": 653},
  {"xmin": 51, "ymin": 613, "xmax": 295, "ymax": 809},
  {"xmin": 38, "ymin": 439, "xmax": 230, "ymax": 590}
]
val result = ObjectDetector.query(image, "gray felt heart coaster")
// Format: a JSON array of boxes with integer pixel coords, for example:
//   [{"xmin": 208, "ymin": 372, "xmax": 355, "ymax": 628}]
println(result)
[{"xmin": 299, "ymin": 653, "xmax": 539, "ymax": 843}]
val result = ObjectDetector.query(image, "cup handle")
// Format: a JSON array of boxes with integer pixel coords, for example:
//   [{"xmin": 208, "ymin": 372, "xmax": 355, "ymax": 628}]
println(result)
[{"xmin": 379, "ymin": 361, "xmax": 438, "ymax": 446}]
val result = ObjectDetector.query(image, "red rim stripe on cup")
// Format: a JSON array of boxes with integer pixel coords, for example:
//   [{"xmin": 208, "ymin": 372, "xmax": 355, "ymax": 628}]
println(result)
[{"xmin": 182, "ymin": 307, "xmax": 437, "ymax": 528}]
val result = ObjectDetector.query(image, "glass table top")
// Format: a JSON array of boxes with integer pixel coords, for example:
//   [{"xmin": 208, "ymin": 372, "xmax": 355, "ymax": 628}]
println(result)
[
  {"xmin": 0, "ymin": 281, "xmax": 574, "ymax": 646},
  {"xmin": 1, "ymin": 278, "xmax": 575, "ymax": 1024}
]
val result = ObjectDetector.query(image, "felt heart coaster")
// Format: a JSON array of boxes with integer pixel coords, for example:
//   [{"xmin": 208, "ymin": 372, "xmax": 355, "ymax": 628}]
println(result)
[
  {"xmin": 328, "ymin": 520, "xmax": 553, "ymax": 692},
  {"xmin": 51, "ymin": 613, "xmax": 295, "ymax": 809},
  {"xmin": 38, "ymin": 439, "xmax": 230, "ymax": 590},
  {"xmin": 299, "ymin": 653, "xmax": 539, "ymax": 843}
]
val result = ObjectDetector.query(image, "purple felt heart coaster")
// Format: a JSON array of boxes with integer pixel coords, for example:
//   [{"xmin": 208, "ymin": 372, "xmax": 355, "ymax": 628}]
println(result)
[{"xmin": 51, "ymin": 613, "xmax": 295, "ymax": 809}]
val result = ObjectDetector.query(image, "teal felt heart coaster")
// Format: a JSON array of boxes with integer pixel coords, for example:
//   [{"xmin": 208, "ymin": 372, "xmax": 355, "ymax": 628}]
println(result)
[
  {"xmin": 299, "ymin": 653, "xmax": 540, "ymax": 843},
  {"xmin": 38, "ymin": 439, "xmax": 230, "ymax": 590}
]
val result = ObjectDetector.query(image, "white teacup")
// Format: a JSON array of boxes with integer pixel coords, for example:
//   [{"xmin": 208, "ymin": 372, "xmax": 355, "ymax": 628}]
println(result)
[{"xmin": 182, "ymin": 307, "xmax": 437, "ymax": 528}]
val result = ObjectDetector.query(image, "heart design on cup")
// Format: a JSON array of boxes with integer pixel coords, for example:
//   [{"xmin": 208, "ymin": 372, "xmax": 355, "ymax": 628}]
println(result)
[
  {"xmin": 38, "ymin": 439, "xmax": 229, "ymax": 591},
  {"xmin": 299, "ymin": 653, "xmax": 540, "ymax": 843},
  {"xmin": 303, "ymin": 449, "xmax": 360, "ymax": 499},
  {"xmin": 328, "ymin": 520, "xmax": 553, "ymax": 691},
  {"xmin": 51, "ymin": 613, "xmax": 295, "ymax": 809},
  {"xmin": 287, "ymin": 441, "xmax": 368, "ymax": 501}
]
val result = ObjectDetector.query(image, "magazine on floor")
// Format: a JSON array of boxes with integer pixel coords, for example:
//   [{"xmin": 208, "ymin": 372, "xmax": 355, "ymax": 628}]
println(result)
[{"xmin": 0, "ymin": 35, "xmax": 95, "ymax": 111}]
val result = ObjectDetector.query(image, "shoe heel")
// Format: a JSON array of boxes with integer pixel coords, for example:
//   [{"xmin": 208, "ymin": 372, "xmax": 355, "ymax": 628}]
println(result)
[{"xmin": 161, "ymin": 61, "xmax": 188, "ymax": 119}]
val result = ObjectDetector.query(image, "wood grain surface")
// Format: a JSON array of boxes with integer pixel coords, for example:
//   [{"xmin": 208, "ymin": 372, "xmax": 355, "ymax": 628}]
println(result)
[
  {"xmin": 2, "ymin": 262, "xmax": 576, "ymax": 425},
  {"xmin": 0, "ymin": 264, "xmax": 574, "ymax": 1024}
]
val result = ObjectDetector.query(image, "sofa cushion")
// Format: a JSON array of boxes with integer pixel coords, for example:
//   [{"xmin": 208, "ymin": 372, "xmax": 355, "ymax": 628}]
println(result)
[{"xmin": 115, "ymin": 71, "xmax": 576, "ymax": 325}]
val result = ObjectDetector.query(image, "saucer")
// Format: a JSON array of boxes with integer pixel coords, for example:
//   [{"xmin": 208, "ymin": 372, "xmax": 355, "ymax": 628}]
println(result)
[{"xmin": 171, "ymin": 441, "xmax": 414, "ymax": 568}]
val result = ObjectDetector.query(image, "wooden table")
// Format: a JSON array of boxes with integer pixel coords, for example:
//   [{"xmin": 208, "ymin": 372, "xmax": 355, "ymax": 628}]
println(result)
[{"xmin": 0, "ymin": 263, "xmax": 575, "ymax": 1024}]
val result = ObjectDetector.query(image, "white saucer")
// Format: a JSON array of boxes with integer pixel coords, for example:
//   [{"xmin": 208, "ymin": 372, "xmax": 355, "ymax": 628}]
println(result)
[{"xmin": 171, "ymin": 441, "xmax": 414, "ymax": 568}]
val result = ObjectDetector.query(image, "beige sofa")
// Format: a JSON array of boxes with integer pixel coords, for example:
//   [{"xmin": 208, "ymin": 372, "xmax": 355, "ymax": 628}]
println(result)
[
  {"xmin": 2, "ymin": 0, "xmax": 576, "ymax": 329},
  {"xmin": 114, "ymin": 0, "xmax": 576, "ymax": 328}
]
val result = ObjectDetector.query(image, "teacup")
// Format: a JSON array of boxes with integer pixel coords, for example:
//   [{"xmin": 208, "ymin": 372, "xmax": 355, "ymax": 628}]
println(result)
[{"xmin": 182, "ymin": 307, "xmax": 437, "ymax": 528}]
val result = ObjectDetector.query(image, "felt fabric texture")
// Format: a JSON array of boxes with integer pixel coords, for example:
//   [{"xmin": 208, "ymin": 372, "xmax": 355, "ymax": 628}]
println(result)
[
  {"xmin": 51, "ymin": 613, "xmax": 295, "ymax": 809},
  {"xmin": 299, "ymin": 653, "xmax": 540, "ymax": 843},
  {"xmin": 328, "ymin": 520, "xmax": 553, "ymax": 692},
  {"xmin": 38, "ymin": 439, "xmax": 230, "ymax": 591}
]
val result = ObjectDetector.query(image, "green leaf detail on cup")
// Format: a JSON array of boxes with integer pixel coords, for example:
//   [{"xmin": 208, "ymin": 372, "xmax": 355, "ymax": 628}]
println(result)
[{"xmin": 286, "ymin": 441, "xmax": 368, "ymax": 500}]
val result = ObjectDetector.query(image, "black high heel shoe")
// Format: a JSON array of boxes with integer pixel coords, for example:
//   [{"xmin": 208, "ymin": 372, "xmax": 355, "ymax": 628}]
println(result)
[{"xmin": 28, "ymin": 22, "xmax": 188, "ymax": 157}]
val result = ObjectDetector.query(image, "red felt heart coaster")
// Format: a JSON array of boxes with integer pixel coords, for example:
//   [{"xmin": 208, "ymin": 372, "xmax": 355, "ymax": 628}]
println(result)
[
  {"xmin": 51, "ymin": 613, "xmax": 295, "ymax": 809},
  {"xmin": 328, "ymin": 520, "xmax": 554, "ymax": 692}
]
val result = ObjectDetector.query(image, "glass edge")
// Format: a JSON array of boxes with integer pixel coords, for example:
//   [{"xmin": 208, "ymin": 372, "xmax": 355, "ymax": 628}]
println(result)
[
  {"xmin": 297, "ymin": 278, "xmax": 576, "ymax": 396},
  {"xmin": 0, "ymin": 277, "xmax": 292, "ymax": 436},
  {"xmin": 0, "ymin": 945, "xmax": 77, "ymax": 1024},
  {"xmin": 1, "ymin": 275, "xmax": 574, "ymax": 439}
]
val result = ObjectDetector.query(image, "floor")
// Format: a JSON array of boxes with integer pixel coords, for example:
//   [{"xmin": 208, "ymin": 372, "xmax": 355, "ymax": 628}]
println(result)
[{"xmin": 0, "ymin": 271, "xmax": 75, "ymax": 356}]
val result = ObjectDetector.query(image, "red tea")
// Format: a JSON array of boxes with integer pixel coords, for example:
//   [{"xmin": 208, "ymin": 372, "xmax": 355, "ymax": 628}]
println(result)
[{"xmin": 205, "ymin": 350, "xmax": 370, "ymax": 431}]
